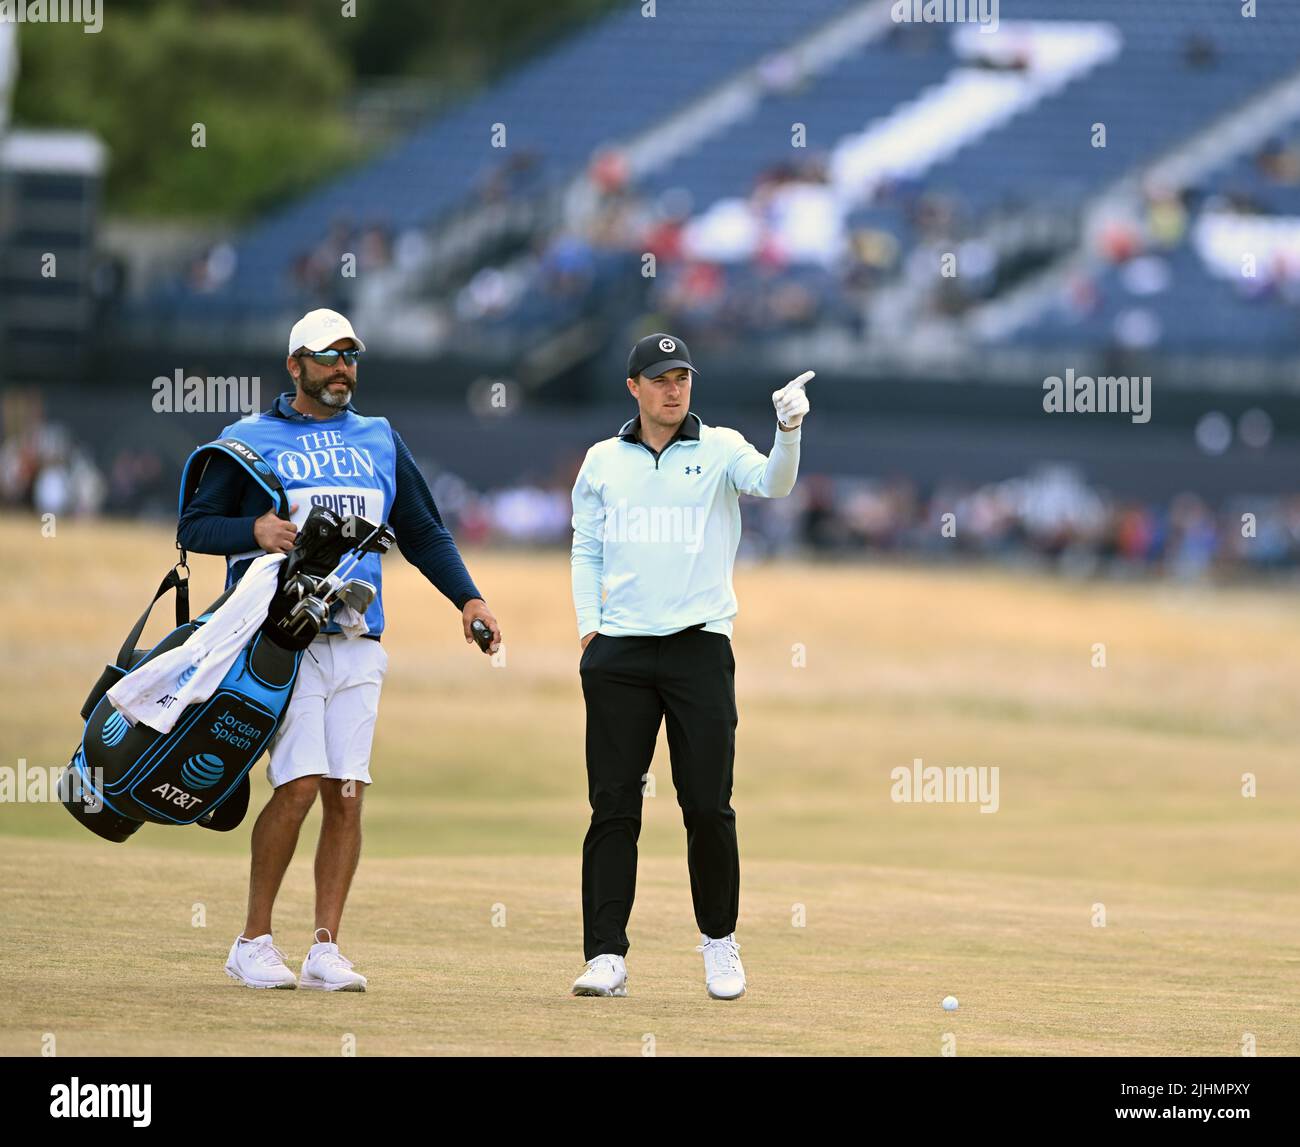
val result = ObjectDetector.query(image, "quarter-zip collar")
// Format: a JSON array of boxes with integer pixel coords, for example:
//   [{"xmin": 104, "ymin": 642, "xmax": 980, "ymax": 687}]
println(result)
[{"xmin": 618, "ymin": 410, "xmax": 701, "ymax": 454}]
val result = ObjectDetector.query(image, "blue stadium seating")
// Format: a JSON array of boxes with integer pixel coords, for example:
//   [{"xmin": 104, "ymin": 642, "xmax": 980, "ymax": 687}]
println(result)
[
  {"xmin": 144, "ymin": 0, "xmax": 1300, "ymax": 357},
  {"xmin": 153, "ymin": 0, "xmax": 863, "ymax": 316}
]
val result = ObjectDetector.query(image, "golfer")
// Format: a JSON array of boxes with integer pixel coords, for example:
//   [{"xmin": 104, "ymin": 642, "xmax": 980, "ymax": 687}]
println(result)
[
  {"xmin": 569, "ymin": 333, "xmax": 811, "ymax": 999},
  {"xmin": 178, "ymin": 308, "xmax": 501, "ymax": 991}
]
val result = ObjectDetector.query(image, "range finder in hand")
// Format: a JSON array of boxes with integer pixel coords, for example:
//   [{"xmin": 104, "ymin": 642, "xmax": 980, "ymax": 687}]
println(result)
[{"xmin": 471, "ymin": 619, "xmax": 494, "ymax": 654}]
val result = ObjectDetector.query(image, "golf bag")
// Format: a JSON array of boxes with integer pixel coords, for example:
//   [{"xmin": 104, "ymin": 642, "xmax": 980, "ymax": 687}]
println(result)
[{"xmin": 61, "ymin": 439, "xmax": 395, "ymax": 843}]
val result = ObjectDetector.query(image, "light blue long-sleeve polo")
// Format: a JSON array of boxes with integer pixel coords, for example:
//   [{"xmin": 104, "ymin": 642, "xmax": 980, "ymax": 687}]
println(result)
[{"xmin": 570, "ymin": 411, "xmax": 801, "ymax": 639}]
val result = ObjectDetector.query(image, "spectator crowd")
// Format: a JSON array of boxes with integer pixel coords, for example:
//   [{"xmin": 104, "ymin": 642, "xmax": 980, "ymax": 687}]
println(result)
[{"xmin": 4, "ymin": 422, "xmax": 1294, "ymax": 582}]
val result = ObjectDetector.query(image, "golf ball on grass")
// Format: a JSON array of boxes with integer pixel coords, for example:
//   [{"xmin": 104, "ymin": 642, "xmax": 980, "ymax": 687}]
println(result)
[{"xmin": 942, "ymin": 995, "xmax": 959, "ymax": 1012}]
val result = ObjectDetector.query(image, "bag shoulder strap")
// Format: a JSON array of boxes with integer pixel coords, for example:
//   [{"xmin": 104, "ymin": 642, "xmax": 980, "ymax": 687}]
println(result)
[
  {"xmin": 177, "ymin": 437, "xmax": 290, "ymax": 523},
  {"xmin": 175, "ymin": 436, "xmax": 290, "ymax": 583},
  {"xmin": 116, "ymin": 566, "xmax": 191, "ymax": 669},
  {"xmin": 141, "ymin": 437, "xmax": 286, "ymax": 665}
]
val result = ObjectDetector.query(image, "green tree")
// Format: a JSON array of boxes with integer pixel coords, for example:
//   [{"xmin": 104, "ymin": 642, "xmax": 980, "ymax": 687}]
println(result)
[
  {"xmin": 10, "ymin": 0, "xmax": 622, "ymax": 219},
  {"xmin": 13, "ymin": 3, "xmax": 355, "ymax": 218}
]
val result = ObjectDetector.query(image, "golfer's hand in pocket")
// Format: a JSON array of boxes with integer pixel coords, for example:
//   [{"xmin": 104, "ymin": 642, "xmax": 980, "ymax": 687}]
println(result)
[
  {"xmin": 254, "ymin": 504, "xmax": 299, "ymax": 554},
  {"xmin": 580, "ymin": 631, "xmax": 597, "ymax": 652}
]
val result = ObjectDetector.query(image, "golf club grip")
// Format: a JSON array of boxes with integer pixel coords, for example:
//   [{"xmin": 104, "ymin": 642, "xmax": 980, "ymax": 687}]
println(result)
[{"xmin": 471, "ymin": 619, "xmax": 493, "ymax": 653}]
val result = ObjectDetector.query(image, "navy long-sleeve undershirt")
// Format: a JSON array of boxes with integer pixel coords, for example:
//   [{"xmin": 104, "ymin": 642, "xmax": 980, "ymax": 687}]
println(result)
[{"xmin": 177, "ymin": 430, "xmax": 483, "ymax": 611}]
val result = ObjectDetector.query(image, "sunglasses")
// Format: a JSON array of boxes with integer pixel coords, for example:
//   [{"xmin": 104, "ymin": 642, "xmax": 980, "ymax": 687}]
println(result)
[{"xmin": 298, "ymin": 349, "xmax": 362, "ymax": 366}]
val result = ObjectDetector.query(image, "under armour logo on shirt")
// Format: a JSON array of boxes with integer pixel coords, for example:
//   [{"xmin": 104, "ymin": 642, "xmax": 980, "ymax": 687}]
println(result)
[{"xmin": 685, "ymin": 465, "xmax": 702, "ymax": 475}]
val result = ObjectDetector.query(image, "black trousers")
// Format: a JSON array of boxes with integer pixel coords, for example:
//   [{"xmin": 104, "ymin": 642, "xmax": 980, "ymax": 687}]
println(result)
[{"xmin": 579, "ymin": 626, "xmax": 739, "ymax": 960}]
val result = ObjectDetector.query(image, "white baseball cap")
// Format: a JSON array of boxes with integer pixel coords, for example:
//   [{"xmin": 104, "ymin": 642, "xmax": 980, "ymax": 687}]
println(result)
[{"xmin": 287, "ymin": 308, "xmax": 366, "ymax": 354}]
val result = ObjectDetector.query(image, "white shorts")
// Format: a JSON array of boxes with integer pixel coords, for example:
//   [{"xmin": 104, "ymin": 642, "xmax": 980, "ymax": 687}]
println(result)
[{"xmin": 266, "ymin": 634, "xmax": 389, "ymax": 789}]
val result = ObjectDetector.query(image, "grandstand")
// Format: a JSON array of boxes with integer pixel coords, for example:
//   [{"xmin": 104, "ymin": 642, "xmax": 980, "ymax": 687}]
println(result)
[
  {"xmin": 2, "ymin": 0, "xmax": 1298, "ymax": 579},
  {"xmin": 113, "ymin": 0, "xmax": 1299, "ymax": 395},
  {"xmin": 139, "ymin": 0, "xmax": 862, "ymax": 318},
  {"xmin": 36, "ymin": 0, "xmax": 1275, "ymax": 582}
]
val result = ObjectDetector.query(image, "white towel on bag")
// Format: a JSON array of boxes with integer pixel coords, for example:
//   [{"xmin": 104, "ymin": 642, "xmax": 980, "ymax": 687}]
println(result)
[{"xmin": 107, "ymin": 553, "xmax": 286, "ymax": 733}]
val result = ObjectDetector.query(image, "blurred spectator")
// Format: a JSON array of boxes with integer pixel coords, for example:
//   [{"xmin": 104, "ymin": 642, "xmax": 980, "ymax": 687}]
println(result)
[
  {"xmin": 389, "ymin": 462, "xmax": 1300, "ymax": 587},
  {"xmin": 188, "ymin": 241, "xmax": 237, "ymax": 293},
  {"xmin": 1183, "ymin": 34, "xmax": 1218, "ymax": 70},
  {"xmin": 1256, "ymin": 137, "xmax": 1300, "ymax": 186},
  {"xmin": 107, "ymin": 448, "xmax": 168, "ymax": 516},
  {"xmin": 1145, "ymin": 188, "xmax": 1189, "ymax": 247},
  {"xmin": 3, "ymin": 423, "xmax": 1297, "ymax": 583},
  {"xmin": 1, "ymin": 423, "xmax": 106, "ymax": 517}
]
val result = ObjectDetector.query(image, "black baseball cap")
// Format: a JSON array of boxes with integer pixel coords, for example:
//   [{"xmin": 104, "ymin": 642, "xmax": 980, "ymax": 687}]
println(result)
[{"xmin": 627, "ymin": 333, "xmax": 699, "ymax": 380}]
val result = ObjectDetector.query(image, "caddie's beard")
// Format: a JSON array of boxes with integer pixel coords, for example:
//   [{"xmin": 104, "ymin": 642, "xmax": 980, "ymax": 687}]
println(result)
[{"xmin": 300, "ymin": 370, "xmax": 354, "ymax": 409}]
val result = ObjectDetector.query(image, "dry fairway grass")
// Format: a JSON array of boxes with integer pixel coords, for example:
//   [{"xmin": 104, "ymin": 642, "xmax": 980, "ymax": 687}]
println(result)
[{"xmin": 1, "ymin": 515, "xmax": 1298, "ymax": 1055}]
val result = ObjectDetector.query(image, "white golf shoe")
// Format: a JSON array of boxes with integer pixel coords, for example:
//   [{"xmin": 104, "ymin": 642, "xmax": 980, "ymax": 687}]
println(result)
[
  {"xmin": 225, "ymin": 933, "xmax": 298, "ymax": 989},
  {"xmin": 300, "ymin": 929, "xmax": 368, "ymax": 992},
  {"xmin": 697, "ymin": 933, "xmax": 746, "ymax": 1000},
  {"xmin": 571, "ymin": 953, "xmax": 628, "ymax": 997}
]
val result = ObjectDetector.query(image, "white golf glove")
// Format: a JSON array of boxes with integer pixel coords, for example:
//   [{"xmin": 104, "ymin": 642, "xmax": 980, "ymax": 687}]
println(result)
[{"xmin": 773, "ymin": 370, "xmax": 814, "ymax": 429}]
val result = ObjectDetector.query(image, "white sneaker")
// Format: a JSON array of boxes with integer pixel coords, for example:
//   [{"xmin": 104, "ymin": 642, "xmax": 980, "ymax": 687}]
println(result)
[
  {"xmin": 697, "ymin": 933, "xmax": 746, "ymax": 1000},
  {"xmin": 571, "ymin": 953, "xmax": 628, "ymax": 997},
  {"xmin": 300, "ymin": 928, "xmax": 367, "ymax": 992},
  {"xmin": 225, "ymin": 933, "xmax": 297, "ymax": 990}
]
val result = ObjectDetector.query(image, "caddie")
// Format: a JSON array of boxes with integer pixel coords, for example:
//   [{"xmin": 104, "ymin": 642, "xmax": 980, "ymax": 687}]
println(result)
[{"xmin": 178, "ymin": 308, "xmax": 501, "ymax": 991}]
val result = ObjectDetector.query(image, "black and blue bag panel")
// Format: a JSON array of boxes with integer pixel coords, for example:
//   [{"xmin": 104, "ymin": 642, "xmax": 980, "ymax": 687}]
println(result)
[
  {"xmin": 61, "ymin": 567, "xmax": 200, "ymax": 842},
  {"xmin": 62, "ymin": 437, "xmax": 297, "ymax": 843},
  {"xmin": 75, "ymin": 630, "xmax": 301, "ymax": 829}
]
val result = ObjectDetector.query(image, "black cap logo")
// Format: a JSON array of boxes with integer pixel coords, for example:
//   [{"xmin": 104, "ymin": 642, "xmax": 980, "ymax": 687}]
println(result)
[{"xmin": 628, "ymin": 332, "xmax": 698, "ymax": 380}]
